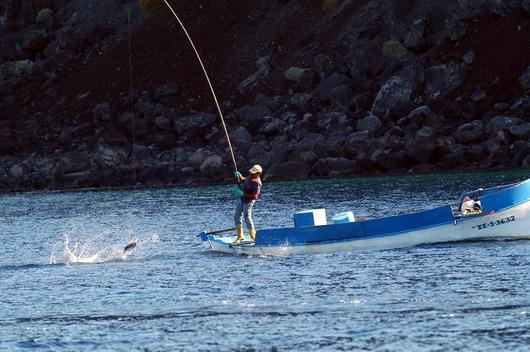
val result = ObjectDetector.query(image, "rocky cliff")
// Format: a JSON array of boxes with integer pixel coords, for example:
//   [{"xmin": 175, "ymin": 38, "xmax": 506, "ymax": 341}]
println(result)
[{"xmin": 0, "ymin": 0, "xmax": 529, "ymax": 190}]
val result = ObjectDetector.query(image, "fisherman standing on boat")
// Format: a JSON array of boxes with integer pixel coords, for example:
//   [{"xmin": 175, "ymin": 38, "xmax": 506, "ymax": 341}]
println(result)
[{"xmin": 233, "ymin": 165, "xmax": 263, "ymax": 244}]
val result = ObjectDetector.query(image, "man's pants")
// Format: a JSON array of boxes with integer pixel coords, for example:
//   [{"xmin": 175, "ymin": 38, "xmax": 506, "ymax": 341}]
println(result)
[{"xmin": 234, "ymin": 199, "xmax": 255, "ymax": 230}]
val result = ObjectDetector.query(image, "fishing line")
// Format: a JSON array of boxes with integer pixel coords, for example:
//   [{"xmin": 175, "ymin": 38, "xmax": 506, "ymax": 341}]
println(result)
[
  {"xmin": 127, "ymin": 2, "xmax": 137, "ymax": 184},
  {"xmin": 160, "ymin": 0, "xmax": 238, "ymax": 173}
]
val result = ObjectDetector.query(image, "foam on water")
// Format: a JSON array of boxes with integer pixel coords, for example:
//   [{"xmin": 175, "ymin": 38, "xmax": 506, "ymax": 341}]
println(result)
[{"xmin": 48, "ymin": 227, "xmax": 160, "ymax": 265}]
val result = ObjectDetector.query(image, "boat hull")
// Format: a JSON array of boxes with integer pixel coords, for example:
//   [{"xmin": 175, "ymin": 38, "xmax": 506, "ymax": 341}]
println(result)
[{"xmin": 201, "ymin": 179, "xmax": 530, "ymax": 255}]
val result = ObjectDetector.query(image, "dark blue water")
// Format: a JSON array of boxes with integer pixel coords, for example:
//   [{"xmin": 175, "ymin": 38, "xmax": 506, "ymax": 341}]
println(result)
[{"xmin": 2, "ymin": 171, "xmax": 530, "ymax": 351}]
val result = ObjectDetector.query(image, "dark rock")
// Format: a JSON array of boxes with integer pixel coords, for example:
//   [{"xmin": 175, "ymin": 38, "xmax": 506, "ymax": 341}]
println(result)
[
  {"xmin": 346, "ymin": 131, "xmax": 370, "ymax": 145},
  {"xmin": 496, "ymin": 130, "xmax": 512, "ymax": 146},
  {"xmin": 403, "ymin": 18, "xmax": 426, "ymax": 50},
  {"xmin": 154, "ymin": 115, "xmax": 172, "ymax": 131},
  {"xmin": 95, "ymin": 144, "xmax": 128, "ymax": 168},
  {"xmin": 312, "ymin": 157, "xmax": 354, "ymax": 176},
  {"xmin": 255, "ymin": 93, "xmax": 284, "ymax": 111},
  {"xmin": 317, "ymin": 73, "xmax": 350, "ymax": 99},
  {"xmin": 139, "ymin": 163, "xmax": 171, "ymax": 184},
  {"xmin": 23, "ymin": 30, "xmax": 51, "ymax": 53},
  {"xmin": 523, "ymin": 154, "xmax": 530, "ymax": 168},
  {"xmin": 92, "ymin": 102, "xmax": 111, "ymax": 121},
  {"xmin": 405, "ymin": 138, "xmax": 437, "ymax": 164},
  {"xmin": 455, "ymin": 120, "xmax": 484, "ymax": 144},
  {"xmin": 247, "ymin": 143, "xmax": 273, "ymax": 167},
  {"xmin": 237, "ymin": 56, "xmax": 271, "ymax": 94},
  {"xmin": 494, "ymin": 102, "xmax": 511, "ymax": 113},
  {"xmin": 135, "ymin": 93, "xmax": 155, "ymax": 116},
  {"xmin": 172, "ymin": 112, "xmax": 216, "ymax": 134},
  {"xmin": 234, "ymin": 104, "xmax": 272, "ymax": 132},
  {"xmin": 462, "ymin": 50, "xmax": 476, "ymax": 65},
  {"xmin": 317, "ymin": 112, "xmax": 349, "ymax": 130},
  {"xmin": 259, "ymin": 117, "xmax": 284, "ymax": 136},
  {"xmin": 397, "ymin": 105, "xmax": 431, "ymax": 127},
  {"xmin": 357, "ymin": 114, "xmax": 382, "ymax": 134},
  {"xmin": 154, "ymin": 83, "xmax": 180, "ymax": 103},
  {"xmin": 265, "ymin": 161, "xmax": 311, "ymax": 181},
  {"xmin": 284, "ymin": 67, "xmax": 314, "ymax": 86},
  {"xmin": 296, "ymin": 133, "xmax": 326, "ymax": 151},
  {"xmin": 423, "ymin": 62, "xmax": 467, "ymax": 102},
  {"xmin": 188, "ymin": 148, "xmax": 210, "ymax": 167},
  {"xmin": 58, "ymin": 153, "xmax": 91, "ymax": 174},
  {"xmin": 290, "ymin": 93, "xmax": 312, "ymax": 111},
  {"xmin": 509, "ymin": 123, "xmax": 530, "ymax": 140},
  {"xmin": 519, "ymin": 64, "xmax": 530, "ymax": 91},
  {"xmin": 486, "ymin": 116, "xmax": 523, "ymax": 134},
  {"xmin": 372, "ymin": 64, "xmax": 424, "ymax": 118},
  {"xmin": 471, "ymin": 89, "xmax": 487, "ymax": 102},
  {"xmin": 372, "ymin": 149, "xmax": 408, "ymax": 170},
  {"xmin": 36, "ymin": 8, "xmax": 53, "ymax": 23},
  {"xmin": 230, "ymin": 126, "xmax": 252, "ymax": 151},
  {"xmin": 200, "ymin": 155, "xmax": 223, "ymax": 175},
  {"xmin": 416, "ymin": 126, "xmax": 436, "ymax": 140},
  {"xmin": 312, "ymin": 54, "xmax": 347, "ymax": 81}
]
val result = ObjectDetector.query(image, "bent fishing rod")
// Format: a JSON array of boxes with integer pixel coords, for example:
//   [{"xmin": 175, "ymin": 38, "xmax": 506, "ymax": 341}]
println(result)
[{"xmin": 161, "ymin": 0, "xmax": 239, "ymax": 174}]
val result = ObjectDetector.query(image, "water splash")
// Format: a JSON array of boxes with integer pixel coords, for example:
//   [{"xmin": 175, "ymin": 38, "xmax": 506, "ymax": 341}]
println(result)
[{"xmin": 48, "ymin": 228, "xmax": 160, "ymax": 265}]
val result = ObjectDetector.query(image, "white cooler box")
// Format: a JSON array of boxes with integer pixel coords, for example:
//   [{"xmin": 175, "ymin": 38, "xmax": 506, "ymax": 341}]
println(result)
[{"xmin": 294, "ymin": 209, "xmax": 327, "ymax": 227}]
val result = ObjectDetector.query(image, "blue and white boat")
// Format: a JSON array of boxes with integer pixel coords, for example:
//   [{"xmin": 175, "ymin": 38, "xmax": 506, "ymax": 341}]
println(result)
[{"xmin": 199, "ymin": 178, "xmax": 530, "ymax": 255}]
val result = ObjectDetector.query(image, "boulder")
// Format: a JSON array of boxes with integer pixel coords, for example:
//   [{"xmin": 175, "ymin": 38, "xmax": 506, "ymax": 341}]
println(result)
[
  {"xmin": 403, "ymin": 19, "xmax": 426, "ymax": 50},
  {"xmin": 172, "ymin": 112, "xmax": 216, "ymax": 134},
  {"xmin": 296, "ymin": 133, "xmax": 326, "ymax": 151},
  {"xmin": 237, "ymin": 56, "xmax": 271, "ymax": 95},
  {"xmin": 523, "ymin": 155, "xmax": 530, "ymax": 168},
  {"xmin": 234, "ymin": 104, "xmax": 272, "ymax": 132},
  {"xmin": 423, "ymin": 63, "xmax": 467, "ymax": 102},
  {"xmin": 96, "ymin": 145, "xmax": 128, "ymax": 167},
  {"xmin": 509, "ymin": 123, "xmax": 530, "ymax": 140},
  {"xmin": 322, "ymin": 0, "xmax": 339, "ymax": 13},
  {"xmin": 382, "ymin": 39, "xmax": 408, "ymax": 60},
  {"xmin": 200, "ymin": 155, "xmax": 223, "ymax": 175},
  {"xmin": 519, "ymin": 64, "xmax": 530, "ymax": 91},
  {"xmin": 57, "ymin": 153, "xmax": 91, "ymax": 174},
  {"xmin": 259, "ymin": 118, "xmax": 284, "ymax": 136},
  {"xmin": 35, "ymin": 8, "xmax": 53, "ymax": 23},
  {"xmin": 463, "ymin": 50, "xmax": 476, "ymax": 65},
  {"xmin": 154, "ymin": 115, "xmax": 172, "ymax": 131},
  {"xmin": 135, "ymin": 93, "xmax": 155, "ymax": 116},
  {"xmin": 371, "ymin": 64, "xmax": 424, "ymax": 118},
  {"xmin": 188, "ymin": 148, "xmax": 210, "ymax": 167},
  {"xmin": 346, "ymin": 131, "xmax": 370, "ymax": 145},
  {"xmin": 317, "ymin": 73, "xmax": 350, "ymax": 99},
  {"xmin": 92, "ymin": 102, "xmax": 111, "ymax": 121},
  {"xmin": 455, "ymin": 120, "xmax": 484, "ymax": 144},
  {"xmin": 312, "ymin": 157, "xmax": 354, "ymax": 176},
  {"xmin": 154, "ymin": 83, "xmax": 180, "ymax": 103},
  {"xmin": 357, "ymin": 114, "xmax": 382, "ymax": 134},
  {"xmin": 317, "ymin": 112, "xmax": 349, "ymax": 130},
  {"xmin": 230, "ymin": 126, "xmax": 253, "ymax": 151},
  {"xmin": 486, "ymin": 116, "xmax": 523, "ymax": 134},
  {"xmin": 290, "ymin": 93, "xmax": 312, "ymax": 111},
  {"xmin": 23, "ymin": 31, "xmax": 51, "ymax": 53},
  {"xmin": 255, "ymin": 93, "xmax": 284, "ymax": 111},
  {"xmin": 284, "ymin": 67, "xmax": 313, "ymax": 85},
  {"xmin": 247, "ymin": 143, "xmax": 273, "ymax": 167},
  {"xmin": 265, "ymin": 161, "xmax": 311, "ymax": 181}
]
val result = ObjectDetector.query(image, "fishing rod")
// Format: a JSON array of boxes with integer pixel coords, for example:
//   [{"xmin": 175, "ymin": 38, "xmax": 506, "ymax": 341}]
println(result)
[{"xmin": 160, "ymin": 0, "xmax": 239, "ymax": 174}]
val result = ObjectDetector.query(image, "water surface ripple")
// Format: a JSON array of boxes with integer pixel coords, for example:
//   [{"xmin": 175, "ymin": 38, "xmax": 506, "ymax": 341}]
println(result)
[{"xmin": 1, "ymin": 172, "xmax": 530, "ymax": 351}]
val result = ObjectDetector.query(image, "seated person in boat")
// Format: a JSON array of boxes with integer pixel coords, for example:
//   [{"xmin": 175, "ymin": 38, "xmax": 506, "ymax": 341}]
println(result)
[
  {"xmin": 233, "ymin": 165, "xmax": 263, "ymax": 244},
  {"xmin": 459, "ymin": 195, "xmax": 483, "ymax": 216}
]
